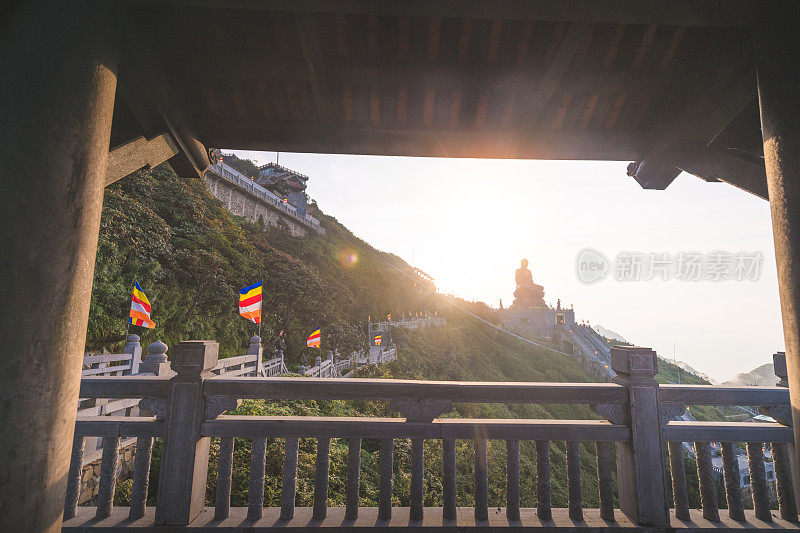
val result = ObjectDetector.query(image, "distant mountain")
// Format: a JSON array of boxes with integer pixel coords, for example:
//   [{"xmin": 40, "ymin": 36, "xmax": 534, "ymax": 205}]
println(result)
[
  {"xmin": 595, "ymin": 325, "xmax": 628, "ymax": 343},
  {"xmin": 672, "ymin": 360, "xmax": 715, "ymax": 384},
  {"xmin": 723, "ymin": 363, "xmax": 777, "ymax": 387}
]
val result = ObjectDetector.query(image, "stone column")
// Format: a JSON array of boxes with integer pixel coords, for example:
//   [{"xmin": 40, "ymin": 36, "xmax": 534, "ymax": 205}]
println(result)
[
  {"xmin": 0, "ymin": 3, "xmax": 119, "ymax": 531},
  {"xmin": 155, "ymin": 341, "xmax": 219, "ymax": 525},
  {"xmin": 611, "ymin": 346, "xmax": 669, "ymax": 527},
  {"xmin": 247, "ymin": 335, "xmax": 263, "ymax": 376},
  {"xmin": 124, "ymin": 335, "xmax": 143, "ymax": 375},
  {"xmin": 759, "ymin": 24, "xmax": 800, "ymax": 501}
]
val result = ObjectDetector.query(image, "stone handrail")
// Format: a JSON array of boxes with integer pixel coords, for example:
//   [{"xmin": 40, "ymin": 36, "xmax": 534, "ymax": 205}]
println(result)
[
  {"xmin": 369, "ymin": 317, "xmax": 446, "ymax": 334},
  {"xmin": 299, "ymin": 352, "xmax": 338, "ymax": 378},
  {"xmin": 82, "ymin": 335, "xmax": 142, "ymax": 377},
  {"xmin": 206, "ymin": 162, "xmax": 325, "ymax": 234},
  {"xmin": 63, "ymin": 343, "xmax": 797, "ymax": 530}
]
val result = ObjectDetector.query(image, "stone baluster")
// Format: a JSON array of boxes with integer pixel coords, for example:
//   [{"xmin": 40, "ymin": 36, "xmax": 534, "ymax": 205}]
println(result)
[
  {"xmin": 596, "ymin": 441, "xmax": 614, "ymax": 521},
  {"xmin": 281, "ymin": 437, "xmax": 299, "ymax": 520},
  {"xmin": 567, "ymin": 441, "xmax": 583, "ymax": 521},
  {"xmin": 154, "ymin": 341, "xmax": 218, "ymax": 525},
  {"xmin": 536, "ymin": 440, "xmax": 551, "ymax": 520},
  {"xmin": 96, "ymin": 436, "xmax": 120, "ymax": 518},
  {"xmin": 610, "ymin": 346, "xmax": 669, "ymax": 527},
  {"xmin": 668, "ymin": 441, "xmax": 690, "ymax": 520},
  {"xmin": 442, "ymin": 438, "xmax": 457, "ymax": 520},
  {"xmin": 63, "ymin": 434, "xmax": 85, "ymax": 520},
  {"xmin": 772, "ymin": 351, "xmax": 800, "ymax": 514},
  {"xmin": 248, "ymin": 335, "xmax": 263, "ymax": 376},
  {"xmin": 695, "ymin": 441, "xmax": 720, "ymax": 521},
  {"xmin": 313, "ymin": 438, "xmax": 331, "ymax": 520},
  {"xmin": 346, "ymin": 438, "xmax": 362, "ymax": 520},
  {"xmin": 129, "ymin": 436, "xmax": 155, "ymax": 520},
  {"xmin": 410, "ymin": 438, "xmax": 424, "ymax": 520},
  {"xmin": 124, "ymin": 334, "xmax": 142, "ymax": 374},
  {"xmin": 378, "ymin": 439, "xmax": 393, "ymax": 520},
  {"xmin": 506, "ymin": 439, "xmax": 520, "ymax": 521},
  {"xmin": 747, "ymin": 442, "xmax": 771, "ymax": 522},
  {"xmin": 773, "ymin": 442, "xmax": 799, "ymax": 522},
  {"xmin": 139, "ymin": 340, "xmax": 172, "ymax": 376},
  {"xmin": 248, "ymin": 437, "xmax": 267, "ymax": 520},
  {"xmin": 315, "ymin": 355, "xmax": 322, "ymax": 377},
  {"xmin": 214, "ymin": 438, "xmax": 235, "ymax": 520},
  {"xmin": 474, "ymin": 437, "xmax": 489, "ymax": 521},
  {"xmin": 721, "ymin": 442, "xmax": 745, "ymax": 521}
]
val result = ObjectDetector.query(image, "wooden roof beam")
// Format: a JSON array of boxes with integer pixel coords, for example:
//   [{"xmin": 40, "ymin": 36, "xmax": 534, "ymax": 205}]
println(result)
[
  {"xmin": 295, "ymin": 13, "xmax": 332, "ymax": 122},
  {"xmin": 133, "ymin": 0, "xmax": 766, "ymax": 28},
  {"xmin": 522, "ymin": 22, "xmax": 592, "ymax": 129},
  {"xmin": 105, "ymin": 132, "xmax": 180, "ymax": 186}
]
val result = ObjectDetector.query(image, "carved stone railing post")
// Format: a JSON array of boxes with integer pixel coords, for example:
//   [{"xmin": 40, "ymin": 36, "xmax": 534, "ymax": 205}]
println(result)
[
  {"xmin": 248, "ymin": 335, "xmax": 262, "ymax": 376},
  {"xmin": 139, "ymin": 340, "xmax": 173, "ymax": 376},
  {"xmin": 155, "ymin": 341, "xmax": 219, "ymax": 525},
  {"xmin": 123, "ymin": 334, "xmax": 142, "ymax": 374},
  {"xmin": 770, "ymin": 351, "xmax": 800, "ymax": 511},
  {"xmin": 611, "ymin": 346, "xmax": 669, "ymax": 527}
]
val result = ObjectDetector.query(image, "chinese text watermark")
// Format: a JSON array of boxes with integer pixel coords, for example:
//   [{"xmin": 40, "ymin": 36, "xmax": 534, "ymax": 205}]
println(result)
[{"xmin": 576, "ymin": 249, "xmax": 763, "ymax": 284}]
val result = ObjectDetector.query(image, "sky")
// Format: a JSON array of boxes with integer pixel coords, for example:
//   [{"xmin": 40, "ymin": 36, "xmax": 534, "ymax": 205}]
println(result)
[{"xmin": 230, "ymin": 149, "xmax": 783, "ymax": 383}]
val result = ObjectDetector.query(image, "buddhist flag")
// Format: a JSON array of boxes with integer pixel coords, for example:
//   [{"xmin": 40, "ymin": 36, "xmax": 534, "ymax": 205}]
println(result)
[
  {"xmin": 374, "ymin": 334, "xmax": 382, "ymax": 346},
  {"xmin": 238, "ymin": 281, "xmax": 263, "ymax": 324},
  {"xmin": 306, "ymin": 329, "xmax": 321, "ymax": 348},
  {"xmin": 387, "ymin": 313, "xmax": 391, "ymax": 322},
  {"xmin": 129, "ymin": 281, "xmax": 155, "ymax": 328}
]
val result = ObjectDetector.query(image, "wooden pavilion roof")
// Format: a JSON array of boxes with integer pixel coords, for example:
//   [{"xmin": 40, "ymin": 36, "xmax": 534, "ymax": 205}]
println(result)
[{"xmin": 110, "ymin": 1, "xmax": 785, "ymax": 198}]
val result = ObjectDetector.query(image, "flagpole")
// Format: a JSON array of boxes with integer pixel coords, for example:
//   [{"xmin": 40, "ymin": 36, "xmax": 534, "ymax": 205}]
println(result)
[{"xmin": 124, "ymin": 279, "xmax": 134, "ymax": 341}]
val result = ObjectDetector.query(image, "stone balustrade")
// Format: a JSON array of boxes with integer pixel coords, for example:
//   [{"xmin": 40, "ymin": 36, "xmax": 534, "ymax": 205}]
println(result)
[{"xmin": 62, "ymin": 343, "xmax": 799, "ymax": 530}]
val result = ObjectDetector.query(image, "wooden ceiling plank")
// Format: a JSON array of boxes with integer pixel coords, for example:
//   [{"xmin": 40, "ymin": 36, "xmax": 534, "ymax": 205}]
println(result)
[
  {"xmin": 428, "ymin": 17, "xmax": 442, "ymax": 62},
  {"xmin": 487, "ymin": 19, "xmax": 504, "ymax": 63},
  {"xmin": 397, "ymin": 87, "xmax": 408, "ymax": 124},
  {"xmin": 335, "ymin": 13, "xmax": 349, "ymax": 57},
  {"xmin": 295, "ymin": 13, "xmax": 332, "ymax": 122},
  {"xmin": 523, "ymin": 22, "xmax": 592, "ymax": 129},
  {"xmin": 398, "ymin": 16, "xmax": 411, "ymax": 61},
  {"xmin": 516, "ymin": 20, "xmax": 534, "ymax": 66},
  {"xmin": 603, "ymin": 24, "xmax": 627, "ymax": 67},
  {"xmin": 132, "ymin": 1, "xmax": 764, "ymax": 28},
  {"xmin": 631, "ymin": 24, "xmax": 657, "ymax": 69},
  {"xmin": 457, "ymin": 18, "xmax": 472, "ymax": 63},
  {"xmin": 423, "ymin": 88, "xmax": 436, "ymax": 127},
  {"xmin": 450, "ymin": 88, "xmax": 463, "ymax": 127}
]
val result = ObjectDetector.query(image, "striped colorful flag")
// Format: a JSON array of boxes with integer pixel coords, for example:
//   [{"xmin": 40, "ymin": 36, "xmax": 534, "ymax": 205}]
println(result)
[
  {"xmin": 374, "ymin": 334, "xmax": 382, "ymax": 346},
  {"xmin": 238, "ymin": 281, "xmax": 263, "ymax": 324},
  {"xmin": 306, "ymin": 329, "xmax": 321, "ymax": 348},
  {"xmin": 129, "ymin": 281, "xmax": 155, "ymax": 329}
]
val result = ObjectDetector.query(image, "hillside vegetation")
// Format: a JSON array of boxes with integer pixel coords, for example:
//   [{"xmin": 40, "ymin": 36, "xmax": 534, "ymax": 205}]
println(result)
[
  {"xmin": 94, "ymin": 163, "xmax": 718, "ymax": 511},
  {"xmin": 89, "ymin": 163, "xmax": 437, "ymax": 360}
]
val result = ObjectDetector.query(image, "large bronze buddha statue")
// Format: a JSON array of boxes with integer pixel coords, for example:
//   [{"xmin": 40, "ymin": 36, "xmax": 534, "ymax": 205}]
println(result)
[{"xmin": 513, "ymin": 258, "xmax": 545, "ymax": 308}]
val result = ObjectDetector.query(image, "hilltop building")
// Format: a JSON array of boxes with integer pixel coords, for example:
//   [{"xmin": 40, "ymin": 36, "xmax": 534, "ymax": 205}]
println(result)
[
  {"xmin": 256, "ymin": 163, "xmax": 310, "ymax": 216},
  {"xmin": 204, "ymin": 153, "xmax": 324, "ymax": 237}
]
